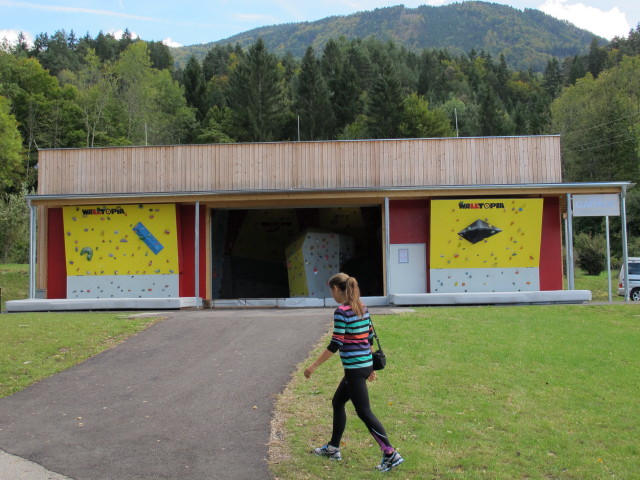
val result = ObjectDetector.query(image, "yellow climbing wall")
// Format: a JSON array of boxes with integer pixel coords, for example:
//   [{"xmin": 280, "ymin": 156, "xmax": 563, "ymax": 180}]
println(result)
[
  {"xmin": 430, "ymin": 199, "xmax": 543, "ymax": 293},
  {"xmin": 62, "ymin": 204, "xmax": 179, "ymax": 298}
]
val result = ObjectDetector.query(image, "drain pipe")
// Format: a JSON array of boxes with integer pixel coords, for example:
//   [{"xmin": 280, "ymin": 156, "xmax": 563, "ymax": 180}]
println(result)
[
  {"xmin": 28, "ymin": 199, "xmax": 37, "ymax": 299},
  {"xmin": 384, "ymin": 197, "xmax": 391, "ymax": 305},
  {"xmin": 195, "ymin": 201, "xmax": 201, "ymax": 307},
  {"xmin": 566, "ymin": 193, "xmax": 575, "ymax": 290}
]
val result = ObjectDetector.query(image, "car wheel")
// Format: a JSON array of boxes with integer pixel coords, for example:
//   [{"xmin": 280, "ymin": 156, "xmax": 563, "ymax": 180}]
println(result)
[{"xmin": 631, "ymin": 288, "xmax": 640, "ymax": 301}]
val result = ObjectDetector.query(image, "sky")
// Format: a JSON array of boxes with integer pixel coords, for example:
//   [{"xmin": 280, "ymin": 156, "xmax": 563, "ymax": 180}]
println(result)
[{"xmin": 1, "ymin": 0, "xmax": 639, "ymax": 48}]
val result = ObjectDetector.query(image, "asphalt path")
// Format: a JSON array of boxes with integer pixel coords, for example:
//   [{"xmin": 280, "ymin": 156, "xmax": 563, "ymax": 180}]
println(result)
[{"xmin": 0, "ymin": 309, "xmax": 333, "ymax": 480}]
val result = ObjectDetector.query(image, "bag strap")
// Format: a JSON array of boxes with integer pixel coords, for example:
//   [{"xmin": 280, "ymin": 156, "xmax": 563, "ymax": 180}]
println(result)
[{"xmin": 369, "ymin": 316, "xmax": 383, "ymax": 352}]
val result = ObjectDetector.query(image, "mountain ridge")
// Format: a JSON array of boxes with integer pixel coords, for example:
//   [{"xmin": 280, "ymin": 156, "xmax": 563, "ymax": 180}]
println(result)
[{"xmin": 171, "ymin": 2, "xmax": 605, "ymax": 71}]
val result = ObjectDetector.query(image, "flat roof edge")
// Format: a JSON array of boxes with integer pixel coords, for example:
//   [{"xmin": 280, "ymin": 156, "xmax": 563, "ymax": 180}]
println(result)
[
  {"xmin": 36, "ymin": 135, "xmax": 562, "ymax": 153},
  {"xmin": 27, "ymin": 182, "xmax": 634, "ymax": 202}
]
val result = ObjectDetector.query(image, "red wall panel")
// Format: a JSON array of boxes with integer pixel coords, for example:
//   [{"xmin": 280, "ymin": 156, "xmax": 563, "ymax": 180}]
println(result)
[
  {"xmin": 47, "ymin": 208, "xmax": 67, "ymax": 299},
  {"xmin": 539, "ymin": 197, "xmax": 563, "ymax": 290},
  {"xmin": 389, "ymin": 200, "xmax": 430, "ymax": 244},
  {"xmin": 178, "ymin": 205, "xmax": 207, "ymax": 297}
]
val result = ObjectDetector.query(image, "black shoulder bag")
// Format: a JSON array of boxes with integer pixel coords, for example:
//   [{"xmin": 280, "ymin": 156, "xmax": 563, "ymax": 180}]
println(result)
[{"xmin": 370, "ymin": 316, "xmax": 386, "ymax": 371}]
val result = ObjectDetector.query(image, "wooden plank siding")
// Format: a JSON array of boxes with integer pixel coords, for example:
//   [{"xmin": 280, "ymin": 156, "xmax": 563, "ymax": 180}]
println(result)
[{"xmin": 37, "ymin": 136, "xmax": 562, "ymax": 196}]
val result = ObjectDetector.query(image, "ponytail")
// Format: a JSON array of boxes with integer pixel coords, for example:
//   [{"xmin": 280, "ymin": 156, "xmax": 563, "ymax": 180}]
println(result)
[{"xmin": 329, "ymin": 272, "xmax": 364, "ymax": 318}]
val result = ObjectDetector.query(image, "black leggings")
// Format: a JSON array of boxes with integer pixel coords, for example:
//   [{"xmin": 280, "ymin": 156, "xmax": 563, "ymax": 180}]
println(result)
[{"xmin": 329, "ymin": 374, "xmax": 394, "ymax": 453}]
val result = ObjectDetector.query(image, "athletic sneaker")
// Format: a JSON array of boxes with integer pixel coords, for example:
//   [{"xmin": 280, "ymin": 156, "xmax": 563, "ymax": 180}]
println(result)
[
  {"xmin": 376, "ymin": 451, "xmax": 404, "ymax": 472},
  {"xmin": 313, "ymin": 444, "xmax": 342, "ymax": 461}
]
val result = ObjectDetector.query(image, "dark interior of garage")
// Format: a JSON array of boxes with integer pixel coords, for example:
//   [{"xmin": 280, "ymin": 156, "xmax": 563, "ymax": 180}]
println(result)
[{"xmin": 211, "ymin": 206, "xmax": 383, "ymax": 299}]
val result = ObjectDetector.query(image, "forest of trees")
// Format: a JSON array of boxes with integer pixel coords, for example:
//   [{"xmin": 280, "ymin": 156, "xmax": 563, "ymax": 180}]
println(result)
[
  {"xmin": 185, "ymin": 2, "xmax": 602, "ymax": 72},
  {"xmin": 1, "ymin": 26, "xmax": 640, "ymax": 263}
]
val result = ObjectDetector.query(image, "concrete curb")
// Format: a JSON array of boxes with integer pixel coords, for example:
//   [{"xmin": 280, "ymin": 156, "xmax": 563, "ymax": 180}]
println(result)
[{"xmin": 0, "ymin": 450, "xmax": 73, "ymax": 480}]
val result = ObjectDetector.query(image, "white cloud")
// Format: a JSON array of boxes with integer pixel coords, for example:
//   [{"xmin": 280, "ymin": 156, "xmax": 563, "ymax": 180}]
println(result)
[
  {"xmin": 0, "ymin": 29, "xmax": 33, "ymax": 46},
  {"xmin": 109, "ymin": 29, "xmax": 140, "ymax": 40},
  {"xmin": 0, "ymin": 0, "xmax": 170, "ymax": 24},
  {"xmin": 162, "ymin": 37, "xmax": 182, "ymax": 47},
  {"xmin": 539, "ymin": 0, "xmax": 631, "ymax": 39}
]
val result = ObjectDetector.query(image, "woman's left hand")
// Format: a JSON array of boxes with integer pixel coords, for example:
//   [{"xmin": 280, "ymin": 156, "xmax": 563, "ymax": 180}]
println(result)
[{"xmin": 367, "ymin": 371, "xmax": 377, "ymax": 382}]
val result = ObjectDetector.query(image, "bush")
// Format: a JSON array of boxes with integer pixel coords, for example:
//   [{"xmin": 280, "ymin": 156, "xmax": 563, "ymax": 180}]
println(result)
[
  {"xmin": 626, "ymin": 236, "xmax": 640, "ymax": 257},
  {"xmin": 0, "ymin": 187, "xmax": 30, "ymax": 263},
  {"xmin": 574, "ymin": 232, "xmax": 606, "ymax": 275},
  {"xmin": 610, "ymin": 256, "xmax": 622, "ymax": 271}
]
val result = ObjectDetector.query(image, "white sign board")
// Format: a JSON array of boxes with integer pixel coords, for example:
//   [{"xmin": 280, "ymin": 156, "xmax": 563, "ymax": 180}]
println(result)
[{"xmin": 573, "ymin": 194, "xmax": 620, "ymax": 217}]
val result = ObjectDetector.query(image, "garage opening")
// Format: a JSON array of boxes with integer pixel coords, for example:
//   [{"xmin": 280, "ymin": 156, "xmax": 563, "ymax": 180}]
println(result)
[{"xmin": 211, "ymin": 206, "xmax": 383, "ymax": 299}]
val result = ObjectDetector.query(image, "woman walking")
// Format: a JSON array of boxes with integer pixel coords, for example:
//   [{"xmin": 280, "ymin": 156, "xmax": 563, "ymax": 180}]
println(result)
[{"xmin": 304, "ymin": 273, "xmax": 404, "ymax": 473}]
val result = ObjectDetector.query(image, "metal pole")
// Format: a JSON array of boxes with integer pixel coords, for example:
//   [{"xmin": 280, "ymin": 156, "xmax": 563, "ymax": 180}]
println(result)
[
  {"xmin": 29, "ymin": 201, "xmax": 37, "ymax": 299},
  {"xmin": 605, "ymin": 216, "xmax": 612, "ymax": 303},
  {"xmin": 384, "ymin": 197, "xmax": 391, "ymax": 302},
  {"xmin": 563, "ymin": 213, "xmax": 569, "ymax": 289},
  {"xmin": 620, "ymin": 188, "xmax": 630, "ymax": 301},
  {"xmin": 195, "ymin": 201, "xmax": 200, "ymax": 306},
  {"xmin": 454, "ymin": 108, "xmax": 459, "ymax": 138},
  {"xmin": 566, "ymin": 193, "xmax": 575, "ymax": 290}
]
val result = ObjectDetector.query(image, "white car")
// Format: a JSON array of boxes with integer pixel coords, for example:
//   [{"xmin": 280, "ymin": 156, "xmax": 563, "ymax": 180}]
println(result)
[{"xmin": 618, "ymin": 257, "xmax": 640, "ymax": 301}]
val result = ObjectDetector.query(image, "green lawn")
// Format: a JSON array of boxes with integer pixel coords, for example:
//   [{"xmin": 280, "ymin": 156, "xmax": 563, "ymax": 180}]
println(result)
[
  {"xmin": 571, "ymin": 268, "xmax": 624, "ymax": 302},
  {"xmin": 2, "ymin": 263, "xmax": 638, "ymax": 479},
  {"xmin": 270, "ymin": 305, "xmax": 640, "ymax": 479},
  {"xmin": 0, "ymin": 263, "xmax": 29, "ymax": 311},
  {"xmin": 0, "ymin": 311, "xmax": 163, "ymax": 397},
  {"xmin": 1, "ymin": 264, "xmax": 164, "ymax": 398}
]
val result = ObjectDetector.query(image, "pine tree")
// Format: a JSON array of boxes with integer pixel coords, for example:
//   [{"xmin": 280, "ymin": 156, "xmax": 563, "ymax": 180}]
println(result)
[
  {"xmin": 542, "ymin": 58, "xmax": 563, "ymax": 99},
  {"xmin": 566, "ymin": 55, "xmax": 587, "ymax": 85},
  {"xmin": 202, "ymin": 45, "xmax": 233, "ymax": 81},
  {"xmin": 295, "ymin": 47, "xmax": 333, "ymax": 140},
  {"xmin": 35, "ymin": 30, "xmax": 81, "ymax": 76},
  {"xmin": 228, "ymin": 38, "xmax": 284, "ymax": 142},
  {"xmin": 93, "ymin": 32, "xmax": 119, "ymax": 62},
  {"xmin": 13, "ymin": 32, "xmax": 30, "ymax": 58},
  {"xmin": 366, "ymin": 58, "xmax": 404, "ymax": 139},
  {"xmin": 587, "ymin": 37, "xmax": 607, "ymax": 78},
  {"xmin": 148, "ymin": 41, "xmax": 174, "ymax": 71},
  {"xmin": 182, "ymin": 56, "xmax": 207, "ymax": 121},
  {"xmin": 417, "ymin": 50, "xmax": 447, "ymax": 103},
  {"xmin": 321, "ymin": 39, "xmax": 362, "ymax": 137},
  {"xmin": 478, "ymin": 83, "xmax": 505, "ymax": 136}
]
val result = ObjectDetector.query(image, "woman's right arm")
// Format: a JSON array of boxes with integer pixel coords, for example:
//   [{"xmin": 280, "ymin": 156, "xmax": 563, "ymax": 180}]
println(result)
[{"xmin": 304, "ymin": 349, "xmax": 334, "ymax": 378}]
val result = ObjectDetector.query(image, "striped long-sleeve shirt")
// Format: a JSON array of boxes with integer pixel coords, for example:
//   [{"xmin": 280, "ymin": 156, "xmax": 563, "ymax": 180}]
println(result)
[{"xmin": 327, "ymin": 304, "xmax": 374, "ymax": 372}]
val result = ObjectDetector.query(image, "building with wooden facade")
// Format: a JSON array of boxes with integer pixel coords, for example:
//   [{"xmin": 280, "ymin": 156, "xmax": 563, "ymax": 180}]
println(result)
[{"xmin": 8, "ymin": 135, "xmax": 632, "ymax": 311}]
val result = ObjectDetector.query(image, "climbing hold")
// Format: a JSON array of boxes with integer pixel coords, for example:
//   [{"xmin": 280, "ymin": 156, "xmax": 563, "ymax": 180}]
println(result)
[{"xmin": 80, "ymin": 247, "xmax": 94, "ymax": 261}]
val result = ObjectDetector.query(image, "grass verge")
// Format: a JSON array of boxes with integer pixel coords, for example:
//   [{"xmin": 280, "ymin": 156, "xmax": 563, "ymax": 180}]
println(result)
[
  {"xmin": 0, "ymin": 264, "xmax": 29, "ymax": 312},
  {"xmin": 1, "ymin": 264, "xmax": 164, "ymax": 397},
  {"xmin": 269, "ymin": 305, "xmax": 640, "ymax": 479},
  {"xmin": 572, "ymin": 269, "xmax": 623, "ymax": 302},
  {"xmin": 0, "ymin": 312, "xmax": 164, "ymax": 397}
]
